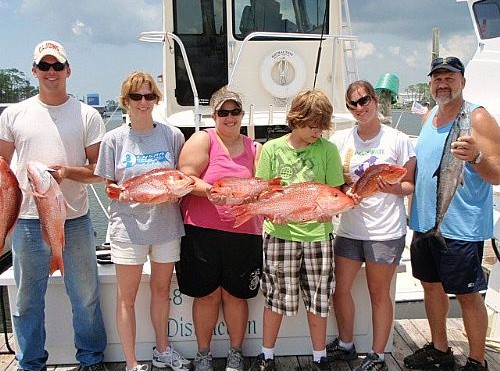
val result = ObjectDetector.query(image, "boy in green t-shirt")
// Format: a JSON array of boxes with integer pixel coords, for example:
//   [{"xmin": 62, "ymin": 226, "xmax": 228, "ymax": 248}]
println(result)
[{"xmin": 250, "ymin": 90, "xmax": 344, "ymax": 371}]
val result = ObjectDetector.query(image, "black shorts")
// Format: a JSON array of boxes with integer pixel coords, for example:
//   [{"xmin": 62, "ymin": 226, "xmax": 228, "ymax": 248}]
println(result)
[
  {"xmin": 175, "ymin": 225, "xmax": 263, "ymax": 299},
  {"xmin": 410, "ymin": 232, "xmax": 487, "ymax": 295}
]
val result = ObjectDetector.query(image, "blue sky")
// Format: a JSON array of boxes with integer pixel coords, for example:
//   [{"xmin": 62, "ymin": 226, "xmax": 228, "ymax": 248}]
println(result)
[{"xmin": 0, "ymin": 0, "xmax": 476, "ymax": 104}]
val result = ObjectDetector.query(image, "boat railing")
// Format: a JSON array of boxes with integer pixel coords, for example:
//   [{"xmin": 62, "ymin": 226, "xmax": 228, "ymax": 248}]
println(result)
[{"xmin": 139, "ymin": 31, "xmax": 202, "ymax": 131}]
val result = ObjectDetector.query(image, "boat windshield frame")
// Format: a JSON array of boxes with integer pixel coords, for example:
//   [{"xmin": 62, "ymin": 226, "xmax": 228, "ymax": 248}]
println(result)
[
  {"xmin": 233, "ymin": 0, "xmax": 329, "ymax": 41},
  {"xmin": 473, "ymin": 0, "xmax": 500, "ymax": 40}
]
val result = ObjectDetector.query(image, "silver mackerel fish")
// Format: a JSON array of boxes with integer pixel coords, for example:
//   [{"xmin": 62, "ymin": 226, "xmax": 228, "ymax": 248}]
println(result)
[{"xmin": 423, "ymin": 102, "xmax": 472, "ymax": 246}]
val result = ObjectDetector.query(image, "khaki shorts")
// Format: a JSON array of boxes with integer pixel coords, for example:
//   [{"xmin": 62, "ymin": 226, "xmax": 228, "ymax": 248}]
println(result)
[
  {"xmin": 260, "ymin": 233, "xmax": 334, "ymax": 317},
  {"xmin": 110, "ymin": 238, "xmax": 181, "ymax": 265}
]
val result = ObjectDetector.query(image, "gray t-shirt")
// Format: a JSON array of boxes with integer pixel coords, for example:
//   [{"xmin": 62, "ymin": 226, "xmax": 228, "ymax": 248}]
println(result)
[{"xmin": 95, "ymin": 122, "xmax": 185, "ymax": 244}]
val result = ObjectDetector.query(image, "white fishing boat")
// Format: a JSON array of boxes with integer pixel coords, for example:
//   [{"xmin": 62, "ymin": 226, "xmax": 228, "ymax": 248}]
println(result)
[
  {"xmin": 458, "ymin": 0, "xmax": 500, "ymax": 343},
  {"xmin": 139, "ymin": 0, "xmax": 358, "ymax": 140},
  {"xmin": 0, "ymin": 0, "xmax": 499, "ymax": 365}
]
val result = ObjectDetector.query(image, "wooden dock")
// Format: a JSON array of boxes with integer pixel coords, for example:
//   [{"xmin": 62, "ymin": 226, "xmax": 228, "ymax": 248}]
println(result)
[{"xmin": 1, "ymin": 318, "xmax": 499, "ymax": 370}]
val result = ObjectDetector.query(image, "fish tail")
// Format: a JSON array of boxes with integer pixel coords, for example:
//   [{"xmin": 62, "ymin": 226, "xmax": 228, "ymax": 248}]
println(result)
[
  {"xmin": 416, "ymin": 226, "xmax": 447, "ymax": 248},
  {"xmin": 49, "ymin": 255, "xmax": 64, "ymax": 276}
]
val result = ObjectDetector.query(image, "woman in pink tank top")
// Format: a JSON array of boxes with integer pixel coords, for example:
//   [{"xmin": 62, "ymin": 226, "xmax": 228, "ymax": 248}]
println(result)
[{"xmin": 176, "ymin": 86, "xmax": 264, "ymax": 371}]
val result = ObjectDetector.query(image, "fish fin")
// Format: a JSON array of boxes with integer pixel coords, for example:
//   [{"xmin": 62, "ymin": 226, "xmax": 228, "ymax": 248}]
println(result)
[
  {"xmin": 49, "ymin": 255, "xmax": 64, "ymax": 276},
  {"xmin": 268, "ymin": 177, "xmax": 283, "ymax": 186},
  {"xmin": 226, "ymin": 204, "xmax": 253, "ymax": 228},
  {"xmin": 432, "ymin": 166, "xmax": 440, "ymax": 178},
  {"xmin": 106, "ymin": 186, "xmax": 122, "ymax": 199}
]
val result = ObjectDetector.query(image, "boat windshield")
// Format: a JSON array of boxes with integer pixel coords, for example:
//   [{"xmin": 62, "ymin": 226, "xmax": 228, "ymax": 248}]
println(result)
[
  {"xmin": 473, "ymin": 0, "xmax": 500, "ymax": 39},
  {"xmin": 172, "ymin": 0, "xmax": 329, "ymax": 107},
  {"xmin": 234, "ymin": 0, "xmax": 329, "ymax": 39}
]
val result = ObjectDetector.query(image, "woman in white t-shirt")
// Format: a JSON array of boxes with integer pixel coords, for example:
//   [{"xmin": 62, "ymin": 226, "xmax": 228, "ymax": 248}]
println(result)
[{"xmin": 327, "ymin": 80, "xmax": 416, "ymax": 371}]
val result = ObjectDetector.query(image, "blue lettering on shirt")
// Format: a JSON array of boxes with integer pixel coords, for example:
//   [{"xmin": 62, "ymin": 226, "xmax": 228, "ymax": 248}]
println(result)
[{"xmin": 122, "ymin": 151, "xmax": 172, "ymax": 168}]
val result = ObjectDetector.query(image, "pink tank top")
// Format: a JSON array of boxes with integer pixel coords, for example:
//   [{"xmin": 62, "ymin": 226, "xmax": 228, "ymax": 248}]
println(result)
[{"xmin": 181, "ymin": 129, "xmax": 263, "ymax": 234}]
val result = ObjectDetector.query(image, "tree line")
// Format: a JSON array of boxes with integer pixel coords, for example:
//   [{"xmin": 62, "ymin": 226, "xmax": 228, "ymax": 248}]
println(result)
[{"xmin": 0, "ymin": 69, "xmax": 38, "ymax": 103}]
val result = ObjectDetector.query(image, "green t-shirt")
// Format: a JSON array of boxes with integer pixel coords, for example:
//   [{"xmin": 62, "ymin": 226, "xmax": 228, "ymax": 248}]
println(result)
[{"xmin": 256, "ymin": 135, "xmax": 344, "ymax": 242}]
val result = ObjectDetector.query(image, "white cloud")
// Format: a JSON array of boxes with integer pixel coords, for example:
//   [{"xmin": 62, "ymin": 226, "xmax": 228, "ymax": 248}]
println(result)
[
  {"xmin": 72, "ymin": 20, "xmax": 92, "ymax": 37},
  {"xmin": 19, "ymin": 0, "xmax": 161, "ymax": 45},
  {"xmin": 356, "ymin": 41, "xmax": 376, "ymax": 59},
  {"xmin": 440, "ymin": 34, "xmax": 477, "ymax": 63},
  {"xmin": 388, "ymin": 46, "xmax": 401, "ymax": 56}
]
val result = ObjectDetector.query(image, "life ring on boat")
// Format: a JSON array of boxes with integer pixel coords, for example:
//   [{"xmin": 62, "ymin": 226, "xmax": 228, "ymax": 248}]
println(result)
[{"xmin": 259, "ymin": 49, "xmax": 306, "ymax": 99}]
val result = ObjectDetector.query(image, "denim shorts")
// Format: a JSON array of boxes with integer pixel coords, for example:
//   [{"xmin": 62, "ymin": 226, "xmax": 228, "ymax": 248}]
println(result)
[
  {"xmin": 110, "ymin": 238, "xmax": 181, "ymax": 265},
  {"xmin": 410, "ymin": 232, "xmax": 487, "ymax": 294},
  {"xmin": 334, "ymin": 235, "xmax": 405, "ymax": 265},
  {"xmin": 260, "ymin": 233, "xmax": 334, "ymax": 317}
]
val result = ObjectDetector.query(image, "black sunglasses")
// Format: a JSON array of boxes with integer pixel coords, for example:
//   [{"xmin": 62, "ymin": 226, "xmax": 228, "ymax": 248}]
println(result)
[
  {"xmin": 36, "ymin": 61, "xmax": 66, "ymax": 72},
  {"xmin": 346, "ymin": 95, "xmax": 372, "ymax": 109},
  {"xmin": 216, "ymin": 108, "xmax": 242, "ymax": 117},
  {"xmin": 430, "ymin": 57, "xmax": 464, "ymax": 72},
  {"xmin": 128, "ymin": 93, "xmax": 157, "ymax": 101}
]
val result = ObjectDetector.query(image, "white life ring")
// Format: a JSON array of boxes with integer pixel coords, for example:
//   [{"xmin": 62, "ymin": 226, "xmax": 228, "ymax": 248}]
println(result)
[{"xmin": 259, "ymin": 49, "xmax": 306, "ymax": 99}]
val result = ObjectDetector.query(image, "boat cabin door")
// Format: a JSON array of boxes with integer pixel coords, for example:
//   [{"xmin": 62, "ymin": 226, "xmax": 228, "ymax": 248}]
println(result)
[{"xmin": 171, "ymin": 0, "xmax": 228, "ymax": 107}]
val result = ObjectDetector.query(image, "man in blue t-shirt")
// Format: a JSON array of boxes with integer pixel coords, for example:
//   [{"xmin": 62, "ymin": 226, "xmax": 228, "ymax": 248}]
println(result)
[{"xmin": 405, "ymin": 57, "xmax": 500, "ymax": 371}]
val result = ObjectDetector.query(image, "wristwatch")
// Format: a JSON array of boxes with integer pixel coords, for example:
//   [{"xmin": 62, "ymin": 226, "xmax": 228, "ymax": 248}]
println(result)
[{"xmin": 468, "ymin": 150, "xmax": 482, "ymax": 165}]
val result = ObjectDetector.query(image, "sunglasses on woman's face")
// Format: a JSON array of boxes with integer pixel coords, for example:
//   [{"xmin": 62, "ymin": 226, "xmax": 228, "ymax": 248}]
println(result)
[
  {"xmin": 346, "ymin": 95, "xmax": 372, "ymax": 110},
  {"xmin": 36, "ymin": 61, "xmax": 66, "ymax": 72},
  {"xmin": 128, "ymin": 93, "xmax": 157, "ymax": 101},
  {"xmin": 216, "ymin": 108, "xmax": 242, "ymax": 117}
]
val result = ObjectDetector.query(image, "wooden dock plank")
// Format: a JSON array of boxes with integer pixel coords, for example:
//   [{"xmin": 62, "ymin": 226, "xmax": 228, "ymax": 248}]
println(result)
[{"xmin": 1, "ymin": 319, "xmax": 499, "ymax": 370}]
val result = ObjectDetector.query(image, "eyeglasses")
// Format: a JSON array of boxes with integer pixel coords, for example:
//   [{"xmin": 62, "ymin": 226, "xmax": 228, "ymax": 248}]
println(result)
[
  {"xmin": 346, "ymin": 95, "xmax": 372, "ymax": 109},
  {"xmin": 36, "ymin": 61, "xmax": 66, "ymax": 72},
  {"xmin": 430, "ymin": 57, "xmax": 464, "ymax": 73},
  {"xmin": 128, "ymin": 93, "xmax": 157, "ymax": 101},
  {"xmin": 216, "ymin": 108, "xmax": 242, "ymax": 117}
]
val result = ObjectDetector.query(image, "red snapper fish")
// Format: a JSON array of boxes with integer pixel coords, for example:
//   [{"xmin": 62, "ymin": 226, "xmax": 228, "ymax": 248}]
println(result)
[
  {"xmin": 0, "ymin": 156, "xmax": 22, "ymax": 254},
  {"xmin": 227, "ymin": 182, "xmax": 354, "ymax": 227},
  {"xmin": 352, "ymin": 164, "xmax": 407, "ymax": 199},
  {"xmin": 107, "ymin": 168, "xmax": 195, "ymax": 204},
  {"xmin": 26, "ymin": 161, "xmax": 67, "ymax": 275},
  {"xmin": 209, "ymin": 176, "xmax": 283, "ymax": 205}
]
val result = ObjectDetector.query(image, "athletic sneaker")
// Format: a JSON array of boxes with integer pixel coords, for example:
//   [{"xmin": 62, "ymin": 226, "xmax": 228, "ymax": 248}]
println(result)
[
  {"xmin": 354, "ymin": 353, "xmax": 388, "ymax": 371},
  {"xmin": 459, "ymin": 358, "xmax": 489, "ymax": 370},
  {"xmin": 194, "ymin": 351, "xmax": 213, "ymax": 371},
  {"xmin": 152, "ymin": 346, "xmax": 192, "ymax": 370},
  {"xmin": 326, "ymin": 338, "xmax": 358, "ymax": 361},
  {"xmin": 225, "ymin": 348, "xmax": 244, "ymax": 371},
  {"xmin": 311, "ymin": 356, "xmax": 330, "ymax": 371},
  {"xmin": 248, "ymin": 353, "xmax": 276, "ymax": 371},
  {"xmin": 125, "ymin": 365, "xmax": 148, "ymax": 371},
  {"xmin": 403, "ymin": 342, "xmax": 455, "ymax": 370}
]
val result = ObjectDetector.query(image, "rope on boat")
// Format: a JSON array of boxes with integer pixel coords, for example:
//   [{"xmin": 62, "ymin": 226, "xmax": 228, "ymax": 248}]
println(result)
[
  {"xmin": 103, "ymin": 105, "xmax": 122, "ymax": 128},
  {"xmin": 90, "ymin": 184, "xmax": 110, "ymax": 219}
]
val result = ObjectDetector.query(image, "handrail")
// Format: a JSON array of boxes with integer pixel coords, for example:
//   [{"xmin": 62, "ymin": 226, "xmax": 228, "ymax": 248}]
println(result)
[{"xmin": 138, "ymin": 31, "xmax": 202, "ymax": 131}]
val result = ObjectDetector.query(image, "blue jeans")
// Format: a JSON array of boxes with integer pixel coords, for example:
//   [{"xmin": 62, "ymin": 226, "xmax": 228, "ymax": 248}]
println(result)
[{"xmin": 12, "ymin": 213, "xmax": 107, "ymax": 370}]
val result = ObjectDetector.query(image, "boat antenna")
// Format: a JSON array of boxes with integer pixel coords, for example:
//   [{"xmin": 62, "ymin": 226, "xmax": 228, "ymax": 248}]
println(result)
[{"xmin": 313, "ymin": 2, "xmax": 328, "ymax": 90}]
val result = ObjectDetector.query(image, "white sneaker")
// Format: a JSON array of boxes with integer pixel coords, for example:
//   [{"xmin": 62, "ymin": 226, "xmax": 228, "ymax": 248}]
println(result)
[
  {"xmin": 126, "ymin": 365, "xmax": 148, "ymax": 371},
  {"xmin": 194, "ymin": 351, "xmax": 213, "ymax": 371},
  {"xmin": 225, "ymin": 348, "xmax": 244, "ymax": 371},
  {"xmin": 152, "ymin": 346, "xmax": 192, "ymax": 370}
]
